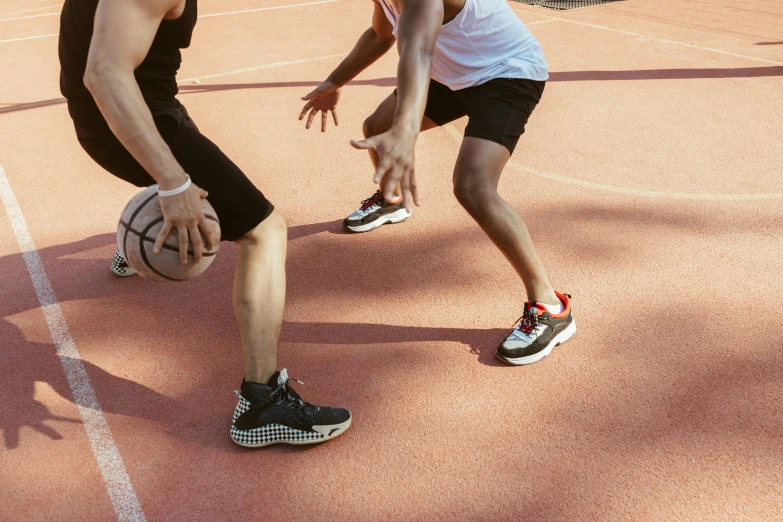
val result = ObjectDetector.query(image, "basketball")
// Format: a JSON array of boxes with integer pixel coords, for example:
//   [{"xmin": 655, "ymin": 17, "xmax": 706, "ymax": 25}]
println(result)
[{"xmin": 117, "ymin": 185, "xmax": 220, "ymax": 282}]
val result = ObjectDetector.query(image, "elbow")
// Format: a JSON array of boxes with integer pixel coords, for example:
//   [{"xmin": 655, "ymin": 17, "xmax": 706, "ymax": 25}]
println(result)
[
  {"xmin": 83, "ymin": 58, "xmax": 120, "ymax": 94},
  {"xmin": 82, "ymin": 62, "xmax": 99, "ymax": 93}
]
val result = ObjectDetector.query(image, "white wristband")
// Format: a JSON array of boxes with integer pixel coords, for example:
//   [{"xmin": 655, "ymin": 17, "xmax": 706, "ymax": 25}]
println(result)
[{"xmin": 158, "ymin": 174, "xmax": 191, "ymax": 197}]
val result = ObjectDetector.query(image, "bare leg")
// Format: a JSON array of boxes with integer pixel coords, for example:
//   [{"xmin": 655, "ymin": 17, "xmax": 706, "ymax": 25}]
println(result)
[
  {"xmin": 232, "ymin": 209, "xmax": 287, "ymax": 383},
  {"xmin": 363, "ymin": 93, "xmax": 437, "ymax": 197},
  {"xmin": 452, "ymin": 137, "xmax": 558, "ymax": 305}
]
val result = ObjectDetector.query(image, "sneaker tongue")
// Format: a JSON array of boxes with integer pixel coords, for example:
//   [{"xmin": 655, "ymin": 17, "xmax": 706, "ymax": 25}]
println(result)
[
  {"xmin": 266, "ymin": 368, "xmax": 292, "ymax": 388},
  {"xmin": 266, "ymin": 371, "xmax": 282, "ymax": 387}
]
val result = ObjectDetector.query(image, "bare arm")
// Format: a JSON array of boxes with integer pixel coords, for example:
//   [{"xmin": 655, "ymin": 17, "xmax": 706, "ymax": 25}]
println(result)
[
  {"xmin": 392, "ymin": 0, "xmax": 442, "ymax": 133},
  {"xmin": 350, "ymin": 0, "xmax": 443, "ymax": 210},
  {"xmin": 84, "ymin": 0, "xmax": 217, "ymax": 262},
  {"xmin": 300, "ymin": 1, "xmax": 396, "ymax": 131},
  {"xmin": 327, "ymin": 1, "xmax": 396, "ymax": 86},
  {"xmin": 84, "ymin": 0, "xmax": 185, "ymax": 190}
]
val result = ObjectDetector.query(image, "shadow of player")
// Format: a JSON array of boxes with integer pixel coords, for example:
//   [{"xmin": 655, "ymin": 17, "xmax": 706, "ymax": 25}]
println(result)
[{"xmin": 0, "ymin": 221, "xmax": 513, "ymax": 451}]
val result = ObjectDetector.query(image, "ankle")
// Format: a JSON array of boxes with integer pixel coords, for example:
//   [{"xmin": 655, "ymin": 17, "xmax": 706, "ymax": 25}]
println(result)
[
  {"xmin": 527, "ymin": 288, "xmax": 559, "ymax": 307},
  {"xmin": 245, "ymin": 368, "xmax": 276, "ymax": 385}
]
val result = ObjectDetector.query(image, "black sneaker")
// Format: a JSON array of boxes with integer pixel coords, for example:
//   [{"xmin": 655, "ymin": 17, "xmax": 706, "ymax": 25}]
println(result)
[
  {"xmin": 110, "ymin": 249, "xmax": 136, "ymax": 277},
  {"xmin": 496, "ymin": 291, "xmax": 576, "ymax": 365},
  {"xmin": 343, "ymin": 190, "xmax": 412, "ymax": 233},
  {"xmin": 230, "ymin": 369, "xmax": 351, "ymax": 448}
]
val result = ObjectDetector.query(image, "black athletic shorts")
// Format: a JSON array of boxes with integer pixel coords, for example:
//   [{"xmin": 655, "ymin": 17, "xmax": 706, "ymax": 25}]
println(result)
[
  {"xmin": 75, "ymin": 105, "xmax": 273, "ymax": 242},
  {"xmin": 397, "ymin": 78, "xmax": 545, "ymax": 154}
]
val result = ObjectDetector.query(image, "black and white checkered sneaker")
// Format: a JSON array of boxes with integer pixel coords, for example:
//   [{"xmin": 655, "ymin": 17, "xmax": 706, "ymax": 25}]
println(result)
[
  {"xmin": 230, "ymin": 369, "xmax": 351, "ymax": 448},
  {"xmin": 110, "ymin": 249, "xmax": 136, "ymax": 277}
]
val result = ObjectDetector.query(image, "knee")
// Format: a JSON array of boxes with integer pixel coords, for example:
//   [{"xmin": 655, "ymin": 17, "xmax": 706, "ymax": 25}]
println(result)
[
  {"xmin": 239, "ymin": 210, "xmax": 287, "ymax": 247},
  {"xmin": 453, "ymin": 176, "xmax": 495, "ymax": 211},
  {"xmin": 363, "ymin": 113, "xmax": 386, "ymax": 139},
  {"xmin": 362, "ymin": 116, "xmax": 374, "ymax": 139}
]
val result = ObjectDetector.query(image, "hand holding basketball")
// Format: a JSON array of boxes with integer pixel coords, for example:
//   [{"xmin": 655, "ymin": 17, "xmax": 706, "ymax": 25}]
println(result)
[
  {"xmin": 118, "ymin": 185, "xmax": 221, "ymax": 282},
  {"xmin": 154, "ymin": 183, "xmax": 219, "ymax": 264}
]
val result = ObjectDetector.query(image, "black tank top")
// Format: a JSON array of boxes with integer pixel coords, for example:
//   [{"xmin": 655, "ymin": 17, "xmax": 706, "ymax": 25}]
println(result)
[{"xmin": 58, "ymin": 0, "xmax": 197, "ymax": 137}]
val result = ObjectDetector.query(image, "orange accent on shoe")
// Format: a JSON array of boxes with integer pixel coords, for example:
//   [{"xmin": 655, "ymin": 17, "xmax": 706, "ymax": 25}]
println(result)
[{"xmin": 547, "ymin": 291, "xmax": 571, "ymax": 318}]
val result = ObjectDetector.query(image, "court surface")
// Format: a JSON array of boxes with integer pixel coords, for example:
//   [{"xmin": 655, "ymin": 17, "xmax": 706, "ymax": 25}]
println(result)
[{"xmin": 1, "ymin": 0, "xmax": 782, "ymax": 520}]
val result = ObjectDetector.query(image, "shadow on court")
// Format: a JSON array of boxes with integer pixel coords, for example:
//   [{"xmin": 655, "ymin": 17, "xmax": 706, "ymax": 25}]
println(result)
[
  {"xmin": 3, "ymin": 64, "xmax": 783, "ymax": 116},
  {"xmin": 1, "ymin": 200, "xmax": 781, "ymax": 450},
  {"xmin": 0, "ymin": 222, "xmax": 510, "ymax": 451}
]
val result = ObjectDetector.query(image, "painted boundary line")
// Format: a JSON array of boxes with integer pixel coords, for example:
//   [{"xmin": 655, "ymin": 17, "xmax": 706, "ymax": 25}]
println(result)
[
  {"xmin": 442, "ymin": 124, "xmax": 783, "ymax": 201},
  {"xmin": 2, "ymin": 0, "xmax": 777, "ymax": 67},
  {"xmin": 511, "ymin": 6, "xmax": 783, "ymax": 66},
  {"xmin": 0, "ymin": 0, "xmax": 338, "ymax": 23},
  {"xmin": 0, "ymin": 52, "xmax": 348, "ymax": 112},
  {"xmin": 178, "ymin": 52, "xmax": 346, "ymax": 82},
  {"xmin": 199, "ymin": 0, "xmax": 338, "ymax": 18},
  {"xmin": 0, "ymin": 11, "xmax": 58, "ymax": 22},
  {"xmin": 0, "ymin": 162, "xmax": 146, "ymax": 522},
  {"xmin": 0, "ymin": 32, "xmax": 58, "ymax": 44},
  {"xmin": 0, "ymin": 3, "xmax": 61, "ymax": 17}
]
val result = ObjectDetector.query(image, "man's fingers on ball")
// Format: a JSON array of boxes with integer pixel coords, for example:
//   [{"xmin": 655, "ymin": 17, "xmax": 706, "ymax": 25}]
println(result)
[
  {"xmin": 153, "ymin": 222, "xmax": 173, "ymax": 254},
  {"xmin": 189, "ymin": 225, "xmax": 203, "ymax": 263},
  {"xmin": 199, "ymin": 221, "xmax": 218, "ymax": 250},
  {"xmin": 178, "ymin": 227, "xmax": 189, "ymax": 264}
]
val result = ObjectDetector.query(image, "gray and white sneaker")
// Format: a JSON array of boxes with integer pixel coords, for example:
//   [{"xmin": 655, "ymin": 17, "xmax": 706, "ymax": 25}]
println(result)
[
  {"xmin": 110, "ymin": 249, "xmax": 136, "ymax": 277},
  {"xmin": 343, "ymin": 191, "xmax": 411, "ymax": 233},
  {"xmin": 496, "ymin": 291, "xmax": 576, "ymax": 365}
]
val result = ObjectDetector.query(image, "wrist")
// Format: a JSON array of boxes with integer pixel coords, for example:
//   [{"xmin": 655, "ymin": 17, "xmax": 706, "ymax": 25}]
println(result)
[
  {"xmin": 391, "ymin": 120, "xmax": 420, "ymax": 138},
  {"xmin": 157, "ymin": 172, "xmax": 189, "ymax": 193},
  {"xmin": 325, "ymin": 75, "xmax": 344, "ymax": 89}
]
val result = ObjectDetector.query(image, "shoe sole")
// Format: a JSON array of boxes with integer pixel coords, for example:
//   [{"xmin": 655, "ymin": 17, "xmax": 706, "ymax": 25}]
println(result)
[
  {"xmin": 231, "ymin": 417, "xmax": 352, "ymax": 448},
  {"xmin": 110, "ymin": 267, "xmax": 136, "ymax": 277},
  {"xmin": 496, "ymin": 320, "xmax": 577, "ymax": 366},
  {"xmin": 344, "ymin": 209, "xmax": 411, "ymax": 233}
]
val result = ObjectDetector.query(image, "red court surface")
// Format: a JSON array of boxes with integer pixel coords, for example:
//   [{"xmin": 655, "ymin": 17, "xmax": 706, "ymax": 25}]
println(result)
[{"xmin": 1, "ymin": 0, "xmax": 782, "ymax": 520}]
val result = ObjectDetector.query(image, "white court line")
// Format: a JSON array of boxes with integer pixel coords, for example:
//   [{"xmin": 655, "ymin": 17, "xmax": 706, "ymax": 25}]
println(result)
[
  {"xmin": 0, "ymin": 0, "xmax": 337, "ymax": 22},
  {"xmin": 512, "ymin": 7, "xmax": 783, "ymax": 66},
  {"xmin": 0, "ymin": 52, "xmax": 347, "ymax": 112},
  {"xmin": 0, "ymin": 0, "xmax": 338, "ymax": 41},
  {"xmin": 510, "ymin": 5, "xmax": 557, "ymax": 19},
  {"xmin": 525, "ymin": 18, "xmax": 558, "ymax": 26},
  {"xmin": 655, "ymin": 38, "xmax": 783, "ymax": 66},
  {"xmin": 0, "ymin": 3, "xmax": 61, "ymax": 17},
  {"xmin": 0, "ymin": 162, "xmax": 146, "ymax": 522},
  {"xmin": 442, "ymin": 124, "xmax": 783, "ymax": 201},
  {"xmin": 0, "ymin": 32, "xmax": 58, "ymax": 44},
  {"xmin": 178, "ymin": 52, "xmax": 346, "ymax": 82},
  {"xmin": 553, "ymin": 18, "xmax": 783, "ymax": 65},
  {"xmin": 0, "ymin": 11, "xmax": 58, "ymax": 22},
  {"xmin": 198, "ymin": 0, "xmax": 338, "ymax": 18}
]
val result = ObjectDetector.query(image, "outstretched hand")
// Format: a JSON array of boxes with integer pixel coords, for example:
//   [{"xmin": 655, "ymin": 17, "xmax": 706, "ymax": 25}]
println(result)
[
  {"xmin": 351, "ymin": 127, "xmax": 419, "ymax": 212},
  {"xmin": 300, "ymin": 80, "xmax": 341, "ymax": 132}
]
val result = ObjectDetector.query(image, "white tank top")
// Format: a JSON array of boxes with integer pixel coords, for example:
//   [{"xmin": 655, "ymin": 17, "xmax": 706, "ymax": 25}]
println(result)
[{"xmin": 378, "ymin": 0, "xmax": 548, "ymax": 90}]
